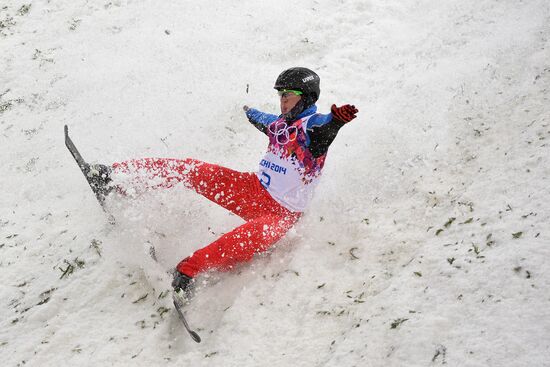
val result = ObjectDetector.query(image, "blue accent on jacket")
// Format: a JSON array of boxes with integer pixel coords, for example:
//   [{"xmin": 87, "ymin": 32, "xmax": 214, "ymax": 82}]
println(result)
[
  {"xmin": 246, "ymin": 104, "xmax": 345, "ymax": 158},
  {"xmin": 246, "ymin": 105, "xmax": 333, "ymax": 127}
]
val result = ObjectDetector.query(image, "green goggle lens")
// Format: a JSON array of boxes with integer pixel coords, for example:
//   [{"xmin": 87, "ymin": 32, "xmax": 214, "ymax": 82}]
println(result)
[{"xmin": 277, "ymin": 89, "xmax": 303, "ymax": 97}]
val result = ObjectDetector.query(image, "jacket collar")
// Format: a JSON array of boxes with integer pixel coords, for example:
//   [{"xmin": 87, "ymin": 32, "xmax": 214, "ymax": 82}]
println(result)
[
  {"xmin": 298, "ymin": 104, "xmax": 317, "ymax": 118},
  {"xmin": 279, "ymin": 104, "xmax": 317, "ymax": 120}
]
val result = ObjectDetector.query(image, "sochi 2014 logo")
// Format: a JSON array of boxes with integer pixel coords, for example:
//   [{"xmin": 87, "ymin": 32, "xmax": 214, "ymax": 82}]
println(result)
[{"xmin": 268, "ymin": 120, "xmax": 298, "ymax": 145}]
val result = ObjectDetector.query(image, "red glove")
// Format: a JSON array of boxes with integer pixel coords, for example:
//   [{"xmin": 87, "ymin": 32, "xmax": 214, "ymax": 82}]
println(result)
[{"xmin": 331, "ymin": 104, "xmax": 358, "ymax": 123}]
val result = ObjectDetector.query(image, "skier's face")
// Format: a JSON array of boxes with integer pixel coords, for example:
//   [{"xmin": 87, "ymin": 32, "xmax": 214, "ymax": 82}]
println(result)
[{"xmin": 279, "ymin": 92, "xmax": 302, "ymax": 115}]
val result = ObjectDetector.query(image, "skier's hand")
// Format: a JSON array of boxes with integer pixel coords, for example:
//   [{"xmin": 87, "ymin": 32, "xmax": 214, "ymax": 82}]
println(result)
[
  {"xmin": 331, "ymin": 104, "xmax": 358, "ymax": 123},
  {"xmin": 243, "ymin": 105, "xmax": 250, "ymax": 112}
]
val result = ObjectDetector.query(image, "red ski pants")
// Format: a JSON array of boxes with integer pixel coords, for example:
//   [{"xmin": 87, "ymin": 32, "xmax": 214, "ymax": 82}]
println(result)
[{"xmin": 112, "ymin": 158, "xmax": 301, "ymax": 277}]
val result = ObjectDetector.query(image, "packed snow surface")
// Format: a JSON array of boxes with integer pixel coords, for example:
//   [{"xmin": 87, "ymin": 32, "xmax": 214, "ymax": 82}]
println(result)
[{"xmin": 1, "ymin": 0, "xmax": 549, "ymax": 366}]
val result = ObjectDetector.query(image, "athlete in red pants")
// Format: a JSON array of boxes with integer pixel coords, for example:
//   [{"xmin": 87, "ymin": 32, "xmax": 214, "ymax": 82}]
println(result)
[
  {"xmin": 92, "ymin": 67, "xmax": 358, "ymax": 298},
  {"xmin": 111, "ymin": 158, "xmax": 301, "ymax": 278}
]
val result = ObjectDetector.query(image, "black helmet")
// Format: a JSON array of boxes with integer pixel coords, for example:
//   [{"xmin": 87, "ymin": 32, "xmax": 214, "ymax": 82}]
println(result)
[{"xmin": 274, "ymin": 67, "xmax": 320, "ymax": 108}]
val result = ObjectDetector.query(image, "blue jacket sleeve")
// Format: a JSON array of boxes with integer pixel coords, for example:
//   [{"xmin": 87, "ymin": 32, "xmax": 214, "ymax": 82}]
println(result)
[{"xmin": 245, "ymin": 108, "xmax": 279, "ymax": 135}]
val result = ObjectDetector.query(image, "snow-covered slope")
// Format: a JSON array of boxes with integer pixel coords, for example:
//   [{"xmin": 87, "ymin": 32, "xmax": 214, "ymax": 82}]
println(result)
[{"xmin": 1, "ymin": 0, "xmax": 549, "ymax": 366}]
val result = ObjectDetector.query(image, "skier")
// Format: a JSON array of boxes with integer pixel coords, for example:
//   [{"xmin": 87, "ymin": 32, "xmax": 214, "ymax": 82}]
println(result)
[{"xmin": 90, "ymin": 67, "xmax": 358, "ymax": 299}]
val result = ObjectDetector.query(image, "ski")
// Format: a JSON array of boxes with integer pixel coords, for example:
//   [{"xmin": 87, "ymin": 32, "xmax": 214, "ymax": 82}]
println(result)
[
  {"xmin": 173, "ymin": 291, "xmax": 201, "ymax": 343},
  {"xmin": 66, "ymin": 125, "xmax": 198, "ymax": 341},
  {"xmin": 64, "ymin": 125, "xmax": 115, "ymax": 223}
]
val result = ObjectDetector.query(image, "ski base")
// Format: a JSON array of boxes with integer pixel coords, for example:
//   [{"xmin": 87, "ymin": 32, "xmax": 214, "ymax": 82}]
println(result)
[
  {"xmin": 64, "ymin": 125, "xmax": 115, "ymax": 224},
  {"xmin": 173, "ymin": 291, "xmax": 201, "ymax": 343}
]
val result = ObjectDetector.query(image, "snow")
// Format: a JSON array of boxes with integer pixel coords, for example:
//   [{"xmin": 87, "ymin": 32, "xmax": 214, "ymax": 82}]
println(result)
[{"xmin": 1, "ymin": 0, "xmax": 549, "ymax": 366}]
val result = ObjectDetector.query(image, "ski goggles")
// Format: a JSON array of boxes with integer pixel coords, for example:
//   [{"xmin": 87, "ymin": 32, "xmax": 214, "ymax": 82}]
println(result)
[{"xmin": 277, "ymin": 89, "xmax": 303, "ymax": 98}]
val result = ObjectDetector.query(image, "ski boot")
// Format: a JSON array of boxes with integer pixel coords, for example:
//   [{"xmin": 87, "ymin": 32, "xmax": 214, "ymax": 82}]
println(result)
[
  {"xmin": 83, "ymin": 163, "xmax": 113, "ymax": 199},
  {"xmin": 172, "ymin": 271, "xmax": 195, "ymax": 302}
]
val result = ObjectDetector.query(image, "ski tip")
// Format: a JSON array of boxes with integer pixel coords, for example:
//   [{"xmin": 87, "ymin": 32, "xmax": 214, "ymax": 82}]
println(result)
[
  {"xmin": 64, "ymin": 124, "xmax": 68, "ymax": 136},
  {"xmin": 172, "ymin": 293, "xmax": 201, "ymax": 343},
  {"xmin": 190, "ymin": 331, "xmax": 202, "ymax": 343}
]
